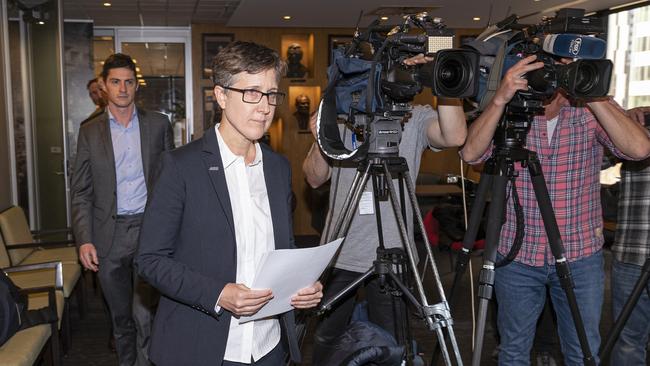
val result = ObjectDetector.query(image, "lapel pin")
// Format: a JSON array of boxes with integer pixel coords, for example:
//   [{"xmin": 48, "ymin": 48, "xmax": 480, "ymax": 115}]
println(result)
[{"xmin": 209, "ymin": 166, "xmax": 219, "ymax": 171}]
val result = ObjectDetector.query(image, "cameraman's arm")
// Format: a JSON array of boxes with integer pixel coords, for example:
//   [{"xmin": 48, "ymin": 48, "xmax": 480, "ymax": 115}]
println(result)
[
  {"xmin": 459, "ymin": 98, "xmax": 504, "ymax": 163},
  {"xmin": 588, "ymin": 100, "xmax": 650, "ymax": 159},
  {"xmin": 460, "ymin": 55, "xmax": 544, "ymax": 162},
  {"xmin": 303, "ymin": 112, "xmax": 332, "ymax": 188},
  {"xmin": 427, "ymin": 98, "xmax": 467, "ymax": 148}
]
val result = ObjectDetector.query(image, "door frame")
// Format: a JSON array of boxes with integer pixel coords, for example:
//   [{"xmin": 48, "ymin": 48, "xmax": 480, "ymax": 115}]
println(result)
[{"xmin": 98, "ymin": 26, "xmax": 194, "ymax": 143}]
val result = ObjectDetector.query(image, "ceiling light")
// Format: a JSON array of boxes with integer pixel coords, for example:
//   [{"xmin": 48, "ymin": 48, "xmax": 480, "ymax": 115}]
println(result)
[
  {"xmin": 283, "ymin": 15, "xmax": 291, "ymax": 20},
  {"xmin": 473, "ymin": 17, "xmax": 481, "ymax": 21},
  {"xmin": 132, "ymin": 59, "xmax": 137, "ymax": 64},
  {"xmin": 37, "ymin": 21, "xmax": 44, "ymax": 25},
  {"xmin": 380, "ymin": 16, "xmax": 389, "ymax": 21},
  {"xmin": 135, "ymin": 67, "xmax": 141, "ymax": 72},
  {"xmin": 137, "ymin": 74, "xmax": 143, "ymax": 78},
  {"xmin": 103, "ymin": 2, "xmax": 111, "ymax": 6}
]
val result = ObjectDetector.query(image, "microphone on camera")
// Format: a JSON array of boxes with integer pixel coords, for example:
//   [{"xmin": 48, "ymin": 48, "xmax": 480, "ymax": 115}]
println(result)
[{"xmin": 542, "ymin": 34, "xmax": 607, "ymax": 59}]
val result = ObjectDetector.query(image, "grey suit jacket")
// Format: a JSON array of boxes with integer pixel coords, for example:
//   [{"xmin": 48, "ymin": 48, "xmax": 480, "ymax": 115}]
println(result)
[{"xmin": 71, "ymin": 108, "xmax": 174, "ymax": 257}]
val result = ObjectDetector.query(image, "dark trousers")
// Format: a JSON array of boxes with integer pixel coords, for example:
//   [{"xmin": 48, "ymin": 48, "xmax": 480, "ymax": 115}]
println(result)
[
  {"xmin": 312, "ymin": 268, "xmax": 405, "ymax": 365},
  {"xmin": 97, "ymin": 214, "xmax": 158, "ymax": 366},
  {"xmin": 221, "ymin": 342, "xmax": 285, "ymax": 366}
]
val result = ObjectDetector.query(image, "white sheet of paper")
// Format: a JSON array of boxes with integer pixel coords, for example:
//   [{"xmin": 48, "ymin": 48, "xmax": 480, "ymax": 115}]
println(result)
[{"xmin": 238, "ymin": 238, "xmax": 343, "ymax": 323}]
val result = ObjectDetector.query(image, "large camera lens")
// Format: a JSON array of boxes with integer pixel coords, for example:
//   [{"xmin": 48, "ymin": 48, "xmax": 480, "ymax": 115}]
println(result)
[
  {"xmin": 574, "ymin": 62, "xmax": 600, "ymax": 96},
  {"xmin": 418, "ymin": 49, "xmax": 480, "ymax": 98},
  {"xmin": 437, "ymin": 58, "xmax": 466, "ymax": 92},
  {"xmin": 557, "ymin": 59, "xmax": 612, "ymax": 98}
]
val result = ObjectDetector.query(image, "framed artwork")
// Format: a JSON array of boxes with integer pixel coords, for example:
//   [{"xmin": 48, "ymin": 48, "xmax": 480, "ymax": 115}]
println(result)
[
  {"xmin": 203, "ymin": 87, "xmax": 221, "ymax": 131},
  {"xmin": 202, "ymin": 33, "xmax": 234, "ymax": 79},
  {"xmin": 328, "ymin": 35, "xmax": 354, "ymax": 65}
]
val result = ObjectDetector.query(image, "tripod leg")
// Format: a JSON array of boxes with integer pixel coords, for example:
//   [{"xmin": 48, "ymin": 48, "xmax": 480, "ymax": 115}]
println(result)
[
  {"xmin": 327, "ymin": 164, "xmax": 371, "ymax": 242},
  {"xmin": 528, "ymin": 159, "xmax": 596, "ymax": 366},
  {"xmin": 383, "ymin": 161, "xmax": 464, "ymax": 365},
  {"xmin": 600, "ymin": 258, "xmax": 650, "ymax": 362},
  {"xmin": 317, "ymin": 268, "xmax": 375, "ymax": 314},
  {"xmin": 428, "ymin": 166, "xmax": 496, "ymax": 366},
  {"xmin": 451, "ymin": 168, "xmax": 494, "ymax": 303},
  {"xmin": 471, "ymin": 173, "xmax": 509, "ymax": 366}
]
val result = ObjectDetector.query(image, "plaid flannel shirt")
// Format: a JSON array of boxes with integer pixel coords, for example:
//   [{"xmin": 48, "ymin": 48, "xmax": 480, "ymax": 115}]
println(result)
[
  {"xmin": 469, "ymin": 99, "xmax": 635, "ymax": 266},
  {"xmin": 611, "ymin": 124, "xmax": 650, "ymax": 267}
]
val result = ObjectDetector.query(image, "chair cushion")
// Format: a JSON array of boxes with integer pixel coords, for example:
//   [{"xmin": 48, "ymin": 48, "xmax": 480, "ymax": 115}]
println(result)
[
  {"xmin": 21, "ymin": 246, "xmax": 79, "ymax": 265},
  {"xmin": 0, "ymin": 324, "xmax": 50, "ymax": 366},
  {"xmin": 7, "ymin": 263, "xmax": 81, "ymax": 298}
]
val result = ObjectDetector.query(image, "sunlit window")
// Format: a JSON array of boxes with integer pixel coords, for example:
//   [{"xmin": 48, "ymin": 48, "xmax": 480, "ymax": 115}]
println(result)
[{"xmin": 608, "ymin": 5, "xmax": 650, "ymax": 108}]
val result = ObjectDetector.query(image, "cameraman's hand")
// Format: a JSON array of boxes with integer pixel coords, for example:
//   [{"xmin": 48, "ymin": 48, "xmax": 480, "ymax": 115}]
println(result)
[
  {"xmin": 493, "ymin": 55, "xmax": 544, "ymax": 107},
  {"xmin": 627, "ymin": 107, "xmax": 650, "ymax": 125},
  {"xmin": 403, "ymin": 53, "xmax": 434, "ymax": 66}
]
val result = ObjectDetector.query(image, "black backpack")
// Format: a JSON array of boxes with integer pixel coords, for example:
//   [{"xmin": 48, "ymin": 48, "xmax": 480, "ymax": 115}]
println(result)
[
  {"xmin": 0, "ymin": 271, "xmax": 26, "ymax": 345},
  {"xmin": 0, "ymin": 270, "xmax": 56, "ymax": 346}
]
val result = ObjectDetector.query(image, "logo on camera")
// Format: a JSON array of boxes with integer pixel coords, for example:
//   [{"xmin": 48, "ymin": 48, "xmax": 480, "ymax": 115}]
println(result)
[{"xmin": 569, "ymin": 38, "xmax": 582, "ymax": 56}]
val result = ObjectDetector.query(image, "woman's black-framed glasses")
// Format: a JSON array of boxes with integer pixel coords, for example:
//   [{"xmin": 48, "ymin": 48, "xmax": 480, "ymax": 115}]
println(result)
[{"xmin": 220, "ymin": 85, "xmax": 286, "ymax": 106}]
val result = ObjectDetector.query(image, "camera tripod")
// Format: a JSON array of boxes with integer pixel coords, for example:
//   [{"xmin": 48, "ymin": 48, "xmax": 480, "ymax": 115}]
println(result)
[
  {"xmin": 317, "ymin": 154, "xmax": 463, "ymax": 366},
  {"xmin": 449, "ymin": 144, "xmax": 596, "ymax": 366},
  {"xmin": 600, "ymin": 256, "xmax": 650, "ymax": 363}
]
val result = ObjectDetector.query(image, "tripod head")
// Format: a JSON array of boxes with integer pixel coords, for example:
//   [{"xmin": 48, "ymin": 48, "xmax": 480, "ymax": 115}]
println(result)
[{"xmin": 493, "ymin": 94, "xmax": 545, "ymax": 157}]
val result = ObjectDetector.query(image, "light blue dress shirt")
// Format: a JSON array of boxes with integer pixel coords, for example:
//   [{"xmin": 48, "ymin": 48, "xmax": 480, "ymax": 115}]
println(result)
[{"xmin": 109, "ymin": 108, "xmax": 147, "ymax": 215}]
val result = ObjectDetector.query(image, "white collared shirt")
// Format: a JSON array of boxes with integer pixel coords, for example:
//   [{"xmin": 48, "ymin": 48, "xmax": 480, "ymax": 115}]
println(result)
[{"xmin": 215, "ymin": 125, "xmax": 281, "ymax": 363}]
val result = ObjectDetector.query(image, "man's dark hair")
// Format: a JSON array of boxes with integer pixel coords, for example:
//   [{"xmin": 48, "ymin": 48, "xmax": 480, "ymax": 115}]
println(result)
[
  {"xmin": 86, "ymin": 78, "xmax": 98, "ymax": 90},
  {"xmin": 211, "ymin": 41, "xmax": 286, "ymax": 87},
  {"xmin": 100, "ymin": 53, "xmax": 137, "ymax": 80}
]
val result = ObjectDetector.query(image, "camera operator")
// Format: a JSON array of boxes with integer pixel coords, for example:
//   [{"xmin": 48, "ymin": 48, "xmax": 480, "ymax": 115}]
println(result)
[
  {"xmin": 609, "ymin": 106, "xmax": 650, "ymax": 366},
  {"xmin": 303, "ymin": 53, "xmax": 467, "ymax": 362},
  {"xmin": 460, "ymin": 55, "xmax": 650, "ymax": 365}
]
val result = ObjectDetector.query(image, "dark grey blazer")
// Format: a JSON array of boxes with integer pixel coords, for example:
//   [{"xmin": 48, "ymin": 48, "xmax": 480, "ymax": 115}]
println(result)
[
  {"xmin": 135, "ymin": 127, "xmax": 301, "ymax": 366},
  {"xmin": 70, "ymin": 108, "xmax": 174, "ymax": 256}
]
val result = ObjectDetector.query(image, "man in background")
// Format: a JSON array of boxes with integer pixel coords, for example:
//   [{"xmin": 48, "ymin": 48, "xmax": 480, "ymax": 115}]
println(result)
[
  {"xmin": 609, "ymin": 106, "xmax": 650, "ymax": 365},
  {"xmin": 71, "ymin": 53, "xmax": 174, "ymax": 366},
  {"xmin": 81, "ymin": 77, "xmax": 107, "ymax": 125}
]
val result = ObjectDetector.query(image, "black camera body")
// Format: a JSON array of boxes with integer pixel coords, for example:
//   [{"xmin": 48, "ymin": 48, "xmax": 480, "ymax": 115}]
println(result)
[
  {"xmin": 361, "ymin": 13, "xmax": 481, "ymax": 116},
  {"xmin": 543, "ymin": 8, "xmax": 606, "ymax": 35},
  {"xmin": 467, "ymin": 9, "xmax": 613, "ymax": 149},
  {"xmin": 315, "ymin": 13, "xmax": 480, "ymax": 161},
  {"xmin": 505, "ymin": 34, "xmax": 613, "ymax": 101}
]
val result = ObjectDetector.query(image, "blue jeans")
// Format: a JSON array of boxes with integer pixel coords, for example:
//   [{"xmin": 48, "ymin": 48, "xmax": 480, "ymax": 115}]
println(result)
[
  {"xmin": 610, "ymin": 259, "xmax": 650, "ymax": 366},
  {"xmin": 494, "ymin": 251, "xmax": 604, "ymax": 366}
]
